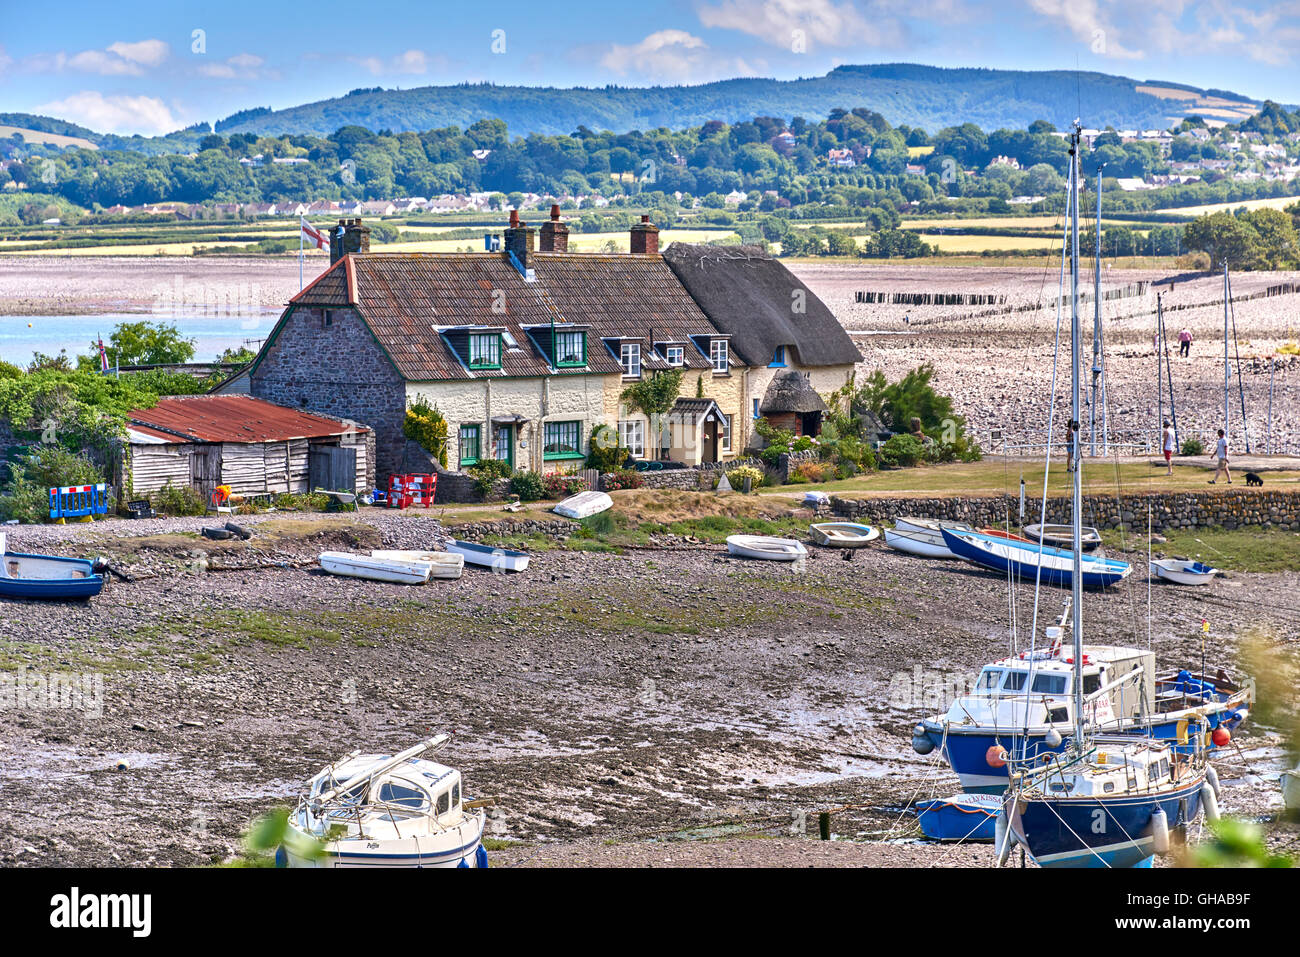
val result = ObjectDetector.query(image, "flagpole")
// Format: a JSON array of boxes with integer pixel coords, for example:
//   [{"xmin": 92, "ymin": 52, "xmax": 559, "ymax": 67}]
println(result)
[{"xmin": 299, "ymin": 219, "xmax": 304, "ymax": 291}]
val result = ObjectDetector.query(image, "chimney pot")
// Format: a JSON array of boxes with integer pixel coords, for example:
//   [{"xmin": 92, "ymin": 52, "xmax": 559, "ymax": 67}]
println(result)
[
  {"xmin": 509, "ymin": 208, "xmax": 520, "ymax": 228},
  {"xmin": 330, "ymin": 217, "xmax": 370, "ymax": 265},
  {"xmin": 550, "ymin": 204, "xmax": 561, "ymax": 221}
]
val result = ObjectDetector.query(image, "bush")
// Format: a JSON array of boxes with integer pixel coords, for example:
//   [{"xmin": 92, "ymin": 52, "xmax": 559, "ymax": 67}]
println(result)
[
  {"xmin": 586, "ymin": 425, "xmax": 630, "ymax": 473},
  {"xmin": 725, "ymin": 465, "xmax": 764, "ymax": 492},
  {"xmin": 793, "ymin": 461, "xmax": 831, "ymax": 482},
  {"xmin": 878, "ymin": 433, "xmax": 925, "ymax": 469},
  {"xmin": 508, "ymin": 469, "xmax": 546, "ymax": 502},
  {"xmin": 602, "ymin": 469, "xmax": 643, "ymax": 491},
  {"xmin": 925, "ymin": 435, "xmax": 983, "ymax": 464},
  {"xmin": 153, "ymin": 480, "xmax": 208, "ymax": 516},
  {"xmin": 467, "ymin": 459, "xmax": 512, "ymax": 498},
  {"xmin": 0, "ymin": 446, "xmax": 106, "ymax": 524},
  {"xmin": 403, "ymin": 396, "xmax": 448, "ymax": 467},
  {"xmin": 542, "ymin": 472, "xmax": 589, "ymax": 499},
  {"xmin": 1181, "ymin": 436, "xmax": 1205, "ymax": 456}
]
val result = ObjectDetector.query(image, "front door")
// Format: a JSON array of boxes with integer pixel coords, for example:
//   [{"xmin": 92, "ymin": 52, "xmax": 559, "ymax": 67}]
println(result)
[
  {"xmin": 702, "ymin": 419, "xmax": 719, "ymax": 464},
  {"xmin": 493, "ymin": 424, "xmax": 514, "ymax": 468}
]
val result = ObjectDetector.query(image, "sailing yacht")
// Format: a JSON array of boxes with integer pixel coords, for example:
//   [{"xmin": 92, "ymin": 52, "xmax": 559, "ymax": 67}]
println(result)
[{"xmin": 1000, "ymin": 124, "xmax": 1215, "ymax": 868}]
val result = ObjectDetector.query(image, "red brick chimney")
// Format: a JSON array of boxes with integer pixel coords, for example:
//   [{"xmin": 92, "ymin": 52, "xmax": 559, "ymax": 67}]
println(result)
[
  {"xmin": 539, "ymin": 204, "xmax": 569, "ymax": 253},
  {"xmin": 629, "ymin": 214, "xmax": 659, "ymax": 255}
]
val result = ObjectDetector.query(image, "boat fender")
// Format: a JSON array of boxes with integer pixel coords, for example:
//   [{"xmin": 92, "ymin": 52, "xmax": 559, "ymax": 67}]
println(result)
[
  {"xmin": 476, "ymin": 843, "xmax": 489, "ymax": 868},
  {"xmin": 911, "ymin": 725, "xmax": 935, "ymax": 755},
  {"xmin": 1201, "ymin": 782, "xmax": 1220, "ymax": 821},
  {"xmin": 274, "ymin": 845, "xmax": 287, "ymax": 868},
  {"xmin": 994, "ymin": 812, "xmax": 1015, "ymax": 866},
  {"xmin": 1149, "ymin": 807, "xmax": 1170, "ymax": 855},
  {"xmin": 1044, "ymin": 728, "xmax": 1063, "ymax": 749},
  {"xmin": 986, "ymin": 745, "xmax": 1008, "ymax": 768},
  {"xmin": 1205, "ymin": 764, "xmax": 1221, "ymax": 801},
  {"xmin": 1211, "ymin": 727, "xmax": 1231, "ymax": 747}
]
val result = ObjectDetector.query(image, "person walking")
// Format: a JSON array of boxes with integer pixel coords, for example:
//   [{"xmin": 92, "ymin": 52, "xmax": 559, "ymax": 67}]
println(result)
[
  {"xmin": 1179, "ymin": 327, "xmax": 1192, "ymax": 357},
  {"xmin": 1208, "ymin": 429, "xmax": 1232, "ymax": 484},
  {"xmin": 1161, "ymin": 420, "xmax": 1176, "ymax": 475}
]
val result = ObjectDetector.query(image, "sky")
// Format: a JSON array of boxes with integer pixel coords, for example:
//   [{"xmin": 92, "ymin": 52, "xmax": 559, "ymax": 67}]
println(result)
[{"xmin": 1, "ymin": 0, "xmax": 1298, "ymax": 136}]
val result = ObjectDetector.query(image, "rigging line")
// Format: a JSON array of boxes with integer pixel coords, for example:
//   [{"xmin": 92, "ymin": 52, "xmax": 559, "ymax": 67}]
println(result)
[{"xmin": 1227, "ymin": 271, "xmax": 1252, "ymax": 453}]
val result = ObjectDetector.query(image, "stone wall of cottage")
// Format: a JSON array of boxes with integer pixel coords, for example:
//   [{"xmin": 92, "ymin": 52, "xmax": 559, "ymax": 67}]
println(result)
[
  {"xmin": 830, "ymin": 489, "xmax": 1300, "ymax": 531},
  {"xmin": 250, "ymin": 306, "xmax": 407, "ymax": 480}
]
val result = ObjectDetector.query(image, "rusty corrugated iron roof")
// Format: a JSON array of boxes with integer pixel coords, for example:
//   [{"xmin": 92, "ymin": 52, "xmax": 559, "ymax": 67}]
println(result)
[
  {"xmin": 127, "ymin": 395, "xmax": 369, "ymax": 444},
  {"xmin": 283, "ymin": 251, "xmax": 739, "ymax": 382}
]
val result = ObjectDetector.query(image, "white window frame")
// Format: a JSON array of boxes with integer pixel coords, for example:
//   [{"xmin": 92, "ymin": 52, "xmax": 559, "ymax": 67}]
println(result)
[
  {"xmin": 618, "ymin": 419, "xmax": 645, "ymax": 457},
  {"xmin": 710, "ymin": 338, "xmax": 729, "ymax": 374},
  {"xmin": 620, "ymin": 341, "xmax": 641, "ymax": 378},
  {"xmin": 664, "ymin": 345, "xmax": 684, "ymax": 366},
  {"xmin": 720, "ymin": 413, "xmax": 732, "ymax": 452}
]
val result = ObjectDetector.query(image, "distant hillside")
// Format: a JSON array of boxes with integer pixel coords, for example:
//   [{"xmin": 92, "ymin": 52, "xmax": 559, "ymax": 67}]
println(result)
[{"xmin": 213, "ymin": 63, "xmax": 1262, "ymax": 138}]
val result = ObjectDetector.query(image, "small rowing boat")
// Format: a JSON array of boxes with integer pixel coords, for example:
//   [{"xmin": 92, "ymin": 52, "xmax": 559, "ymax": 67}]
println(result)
[
  {"xmin": 1024, "ymin": 523, "xmax": 1103, "ymax": 552},
  {"xmin": 554, "ymin": 490, "xmax": 612, "ymax": 519},
  {"xmin": 915, "ymin": 793, "xmax": 1002, "ymax": 842},
  {"xmin": 370, "ymin": 550, "xmax": 464, "ymax": 580},
  {"xmin": 1150, "ymin": 558, "xmax": 1218, "ymax": 586},
  {"xmin": 281, "ymin": 735, "xmax": 488, "ymax": 869},
  {"xmin": 447, "ymin": 539, "xmax": 530, "ymax": 572},
  {"xmin": 884, "ymin": 519, "xmax": 974, "ymax": 558},
  {"xmin": 809, "ymin": 522, "xmax": 878, "ymax": 548},
  {"xmin": 726, "ymin": 535, "xmax": 808, "ymax": 561},
  {"xmin": 319, "ymin": 551, "xmax": 433, "ymax": 584},
  {"xmin": 978, "ymin": 527, "xmax": 1035, "ymax": 544},
  {"xmin": 0, "ymin": 534, "xmax": 105, "ymax": 601}
]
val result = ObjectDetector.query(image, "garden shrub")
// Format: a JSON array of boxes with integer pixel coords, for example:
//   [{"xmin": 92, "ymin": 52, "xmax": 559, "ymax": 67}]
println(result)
[
  {"xmin": 878, "ymin": 433, "xmax": 925, "ymax": 469},
  {"xmin": 543, "ymin": 472, "xmax": 589, "ymax": 499},
  {"xmin": 1180, "ymin": 436, "xmax": 1205, "ymax": 457},
  {"xmin": 467, "ymin": 459, "xmax": 511, "ymax": 498},
  {"xmin": 725, "ymin": 465, "xmax": 764, "ymax": 492},
  {"xmin": 602, "ymin": 469, "xmax": 643, "ymax": 491},
  {"xmin": 403, "ymin": 396, "xmax": 448, "ymax": 467},
  {"xmin": 508, "ymin": 469, "xmax": 546, "ymax": 502},
  {"xmin": 586, "ymin": 425, "xmax": 630, "ymax": 472},
  {"xmin": 793, "ymin": 461, "xmax": 830, "ymax": 482}
]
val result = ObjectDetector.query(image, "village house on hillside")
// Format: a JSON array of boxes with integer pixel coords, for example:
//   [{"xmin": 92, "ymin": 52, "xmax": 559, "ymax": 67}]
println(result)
[{"xmin": 246, "ymin": 210, "xmax": 854, "ymax": 491}]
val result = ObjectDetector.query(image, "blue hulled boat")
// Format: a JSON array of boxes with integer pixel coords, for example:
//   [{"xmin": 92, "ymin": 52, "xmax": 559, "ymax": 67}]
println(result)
[
  {"xmin": 0, "ymin": 549, "xmax": 105, "ymax": 601},
  {"xmin": 940, "ymin": 527, "xmax": 1130, "ymax": 589}
]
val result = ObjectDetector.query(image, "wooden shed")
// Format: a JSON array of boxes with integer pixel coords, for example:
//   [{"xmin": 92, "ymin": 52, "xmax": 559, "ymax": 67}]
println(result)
[{"xmin": 125, "ymin": 395, "xmax": 372, "ymax": 499}]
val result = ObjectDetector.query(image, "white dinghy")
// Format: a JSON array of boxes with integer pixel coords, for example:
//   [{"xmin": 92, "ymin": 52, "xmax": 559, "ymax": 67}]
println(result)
[
  {"xmin": 726, "ymin": 535, "xmax": 808, "ymax": 561},
  {"xmin": 370, "ymin": 550, "xmax": 464, "ymax": 580},
  {"xmin": 883, "ymin": 519, "xmax": 974, "ymax": 559},
  {"xmin": 554, "ymin": 490, "xmax": 612, "ymax": 519},
  {"xmin": 447, "ymin": 539, "xmax": 530, "ymax": 572},
  {"xmin": 281, "ymin": 735, "xmax": 488, "ymax": 868},
  {"xmin": 1150, "ymin": 558, "xmax": 1219, "ymax": 586},
  {"xmin": 319, "ymin": 551, "xmax": 433, "ymax": 585},
  {"xmin": 809, "ymin": 522, "xmax": 878, "ymax": 548}
]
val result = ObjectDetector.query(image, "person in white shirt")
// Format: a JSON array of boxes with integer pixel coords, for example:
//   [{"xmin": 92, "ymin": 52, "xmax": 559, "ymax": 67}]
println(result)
[
  {"xmin": 1161, "ymin": 420, "xmax": 1175, "ymax": 475},
  {"xmin": 1208, "ymin": 429, "xmax": 1232, "ymax": 484}
]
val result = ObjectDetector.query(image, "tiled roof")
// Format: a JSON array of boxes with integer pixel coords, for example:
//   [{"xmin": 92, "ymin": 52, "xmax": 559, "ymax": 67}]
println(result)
[
  {"xmin": 128, "ymin": 395, "xmax": 368, "ymax": 444},
  {"xmin": 283, "ymin": 251, "xmax": 738, "ymax": 382}
]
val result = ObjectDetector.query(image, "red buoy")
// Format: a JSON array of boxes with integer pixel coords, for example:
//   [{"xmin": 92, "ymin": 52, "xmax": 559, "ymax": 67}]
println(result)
[
  {"xmin": 986, "ymin": 745, "xmax": 1008, "ymax": 768},
  {"xmin": 1212, "ymin": 728, "xmax": 1231, "ymax": 747}
]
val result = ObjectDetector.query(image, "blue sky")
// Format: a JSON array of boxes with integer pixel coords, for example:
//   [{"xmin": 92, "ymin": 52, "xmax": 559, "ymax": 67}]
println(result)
[{"xmin": 2, "ymin": 0, "xmax": 1298, "ymax": 135}]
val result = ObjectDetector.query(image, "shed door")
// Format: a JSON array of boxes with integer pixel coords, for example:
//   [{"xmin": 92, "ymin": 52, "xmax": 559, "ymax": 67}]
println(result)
[
  {"xmin": 189, "ymin": 445, "xmax": 221, "ymax": 500},
  {"xmin": 309, "ymin": 444, "xmax": 357, "ymax": 493}
]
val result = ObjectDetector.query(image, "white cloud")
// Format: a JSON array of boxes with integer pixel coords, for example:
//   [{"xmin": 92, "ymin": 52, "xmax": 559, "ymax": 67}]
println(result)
[
  {"xmin": 600, "ymin": 29, "xmax": 762, "ymax": 82},
  {"xmin": 107, "ymin": 39, "xmax": 169, "ymax": 67},
  {"xmin": 695, "ymin": 0, "xmax": 961, "ymax": 50},
  {"xmin": 35, "ymin": 91, "xmax": 177, "ymax": 135},
  {"xmin": 1025, "ymin": 0, "xmax": 1143, "ymax": 59},
  {"xmin": 198, "ymin": 52, "xmax": 265, "ymax": 79},
  {"xmin": 25, "ymin": 38, "xmax": 170, "ymax": 75},
  {"xmin": 351, "ymin": 49, "xmax": 435, "ymax": 76}
]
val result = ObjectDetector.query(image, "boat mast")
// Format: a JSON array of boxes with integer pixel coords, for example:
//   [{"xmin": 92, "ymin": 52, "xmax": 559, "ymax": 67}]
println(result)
[
  {"xmin": 1224, "ymin": 262, "xmax": 1230, "ymax": 442},
  {"xmin": 1090, "ymin": 166, "xmax": 1104, "ymax": 455},
  {"xmin": 1069, "ymin": 124, "xmax": 1085, "ymax": 752}
]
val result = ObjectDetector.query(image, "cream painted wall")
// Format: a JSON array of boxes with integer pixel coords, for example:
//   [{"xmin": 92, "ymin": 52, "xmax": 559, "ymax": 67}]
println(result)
[
  {"xmin": 602, "ymin": 365, "xmax": 746, "ymax": 465},
  {"xmin": 407, "ymin": 374, "xmax": 607, "ymax": 473}
]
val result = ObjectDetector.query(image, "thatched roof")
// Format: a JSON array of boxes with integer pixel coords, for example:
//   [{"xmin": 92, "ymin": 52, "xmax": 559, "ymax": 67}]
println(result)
[
  {"xmin": 760, "ymin": 370, "xmax": 828, "ymax": 415},
  {"xmin": 662, "ymin": 243, "xmax": 862, "ymax": 369}
]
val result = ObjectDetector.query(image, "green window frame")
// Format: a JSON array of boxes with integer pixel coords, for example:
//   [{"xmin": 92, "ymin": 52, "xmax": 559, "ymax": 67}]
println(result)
[
  {"xmin": 468, "ymin": 333, "xmax": 502, "ymax": 370},
  {"xmin": 543, "ymin": 420, "xmax": 584, "ymax": 460},
  {"xmin": 554, "ymin": 330, "xmax": 586, "ymax": 367},
  {"xmin": 458, "ymin": 424, "xmax": 481, "ymax": 466}
]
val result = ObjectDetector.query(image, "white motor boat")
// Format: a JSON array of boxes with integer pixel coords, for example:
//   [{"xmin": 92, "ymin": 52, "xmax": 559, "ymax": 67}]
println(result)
[
  {"xmin": 370, "ymin": 550, "xmax": 464, "ymax": 580},
  {"xmin": 809, "ymin": 522, "xmax": 878, "ymax": 548},
  {"xmin": 726, "ymin": 535, "xmax": 807, "ymax": 561},
  {"xmin": 319, "ymin": 551, "xmax": 433, "ymax": 584},
  {"xmin": 883, "ymin": 519, "xmax": 974, "ymax": 558},
  {"xmin": 1150, "ymin": 558, "xmax": 1219, "ymax": 586},
  {"xmin": 554, "ymin": 490, "xmax": 613, "ymax": 519},
  {"xmin": 282, "ymin": 735, "xmax": 488, "ymax": 868}
]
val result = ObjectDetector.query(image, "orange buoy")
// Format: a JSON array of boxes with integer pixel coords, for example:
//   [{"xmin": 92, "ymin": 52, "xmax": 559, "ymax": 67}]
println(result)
[
  {"xmin": 986, "ymin": 745, "xmax": 1008, "ymax": 768},
  {"xmin": 1212, "ymin": 728, "xmax": 1231, "ymax": 747}
]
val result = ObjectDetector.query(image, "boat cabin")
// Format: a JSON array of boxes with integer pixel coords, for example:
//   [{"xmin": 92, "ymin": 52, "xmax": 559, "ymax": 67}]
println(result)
[{"xmin": 308, "ymin": 755, "xmax": 465, "ymax": 831}]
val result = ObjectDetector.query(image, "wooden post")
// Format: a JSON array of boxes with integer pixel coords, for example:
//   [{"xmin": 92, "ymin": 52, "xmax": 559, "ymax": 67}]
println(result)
[{"xmin": 818, "ymin": 811, "xmax": 831, "ymax": 841}]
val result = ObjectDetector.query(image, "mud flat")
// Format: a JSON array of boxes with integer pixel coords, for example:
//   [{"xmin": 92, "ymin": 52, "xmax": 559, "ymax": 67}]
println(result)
[{"xmin": 0, "ymin": 509, "xmax": 1293, "ymax": 867}]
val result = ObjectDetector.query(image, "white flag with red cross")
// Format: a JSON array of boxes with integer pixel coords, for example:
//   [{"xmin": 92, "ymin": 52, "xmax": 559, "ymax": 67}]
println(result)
[{"xmin": 300, "ymin": 217, "xmax": 330, "ymax": 251}]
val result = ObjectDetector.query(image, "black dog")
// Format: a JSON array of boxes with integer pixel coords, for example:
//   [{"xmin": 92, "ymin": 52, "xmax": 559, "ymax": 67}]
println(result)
[{"xmin": 1245, "ymin": 472, "xmax": 1264, "ymax": 487}]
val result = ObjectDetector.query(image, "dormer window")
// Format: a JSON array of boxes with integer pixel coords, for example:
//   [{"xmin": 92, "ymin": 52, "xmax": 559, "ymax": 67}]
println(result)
[
  {"xmin": 468, "ymin": 333, "xmax": 501, "ymax": 370},
  {"xmin": 554, "ymin": 330, "xmax": 586, "ymax": 367},
  {"xmin": 770, "ymin": 345, "xmax": 787, "ymax": 368},
  {"xmin": 620, "ymin": 342, "xmax": 641, "ymax": 378},
  {"xmin": 664, "ymin": 345, "xmax": 684, "ymax": 366},
  {"xmin": 710, "ymin": 338, "xmax": 729, "ymax": 374}
]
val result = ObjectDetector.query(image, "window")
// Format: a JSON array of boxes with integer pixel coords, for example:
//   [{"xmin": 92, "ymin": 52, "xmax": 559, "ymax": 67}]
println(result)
[
  {"xmin": 468, "ymin": 333, "xmax": 501, "ymax": 369},
  {"xmin": 554, "ymin": 330, "xmax": 586, "ymax": 367},
  {"xmin": 1031, "ymin": 673, "xmax": 1067, "ymax": 695},
  {"xmin": 710, "ymin": 338, "xmax": 729, "ymax": 374},
  {"xmin": 620, "ymin": 342, "xmax": 640, "ymax": 377},
  {"xmin": 752, "ymin": 398, "xmax": 760, "ymax": 419},
  {"xmin": 378, "ymin": 782, "xmax": 428, "ymax": 811},
  {"xmin": 435, "ymin": 790, "xmax": 450, "ymax": 816},
  {"xmin": 770, "ymin": 345, "xmax": 786, "ymax": 367},
  {"xmin": 664, "ymin": 345, "xmax": 684, "ymax": 366},
  {"xmin": 452, "ymin": 782, "xmax": 461, "ymax": 807},
  {"xmin": 720, "ymin": 414, "xmax": 732, "ymax": 452},
  {"xmin": 976, "ymin": 669, "xmax": 1002, "ymax": 691},
  {"xmin": 1002, "ymin": 670, "xmax": 1027, "ymax": 691},
  {"xmin": 543, "ymin": 420, "xmax": 583, "ymax": 460},
  {"xmin": 320, "ymin": 309, "xmax": 334, "ymax": 329},
  {"xmin": 619, "ymin": 419, "xmax": 645, "ymax": 457},
  {"xmin": 458, "ymin": 424, "xmax": 481, "ymax": 466}
]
